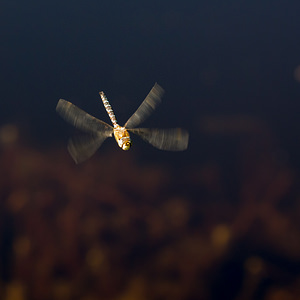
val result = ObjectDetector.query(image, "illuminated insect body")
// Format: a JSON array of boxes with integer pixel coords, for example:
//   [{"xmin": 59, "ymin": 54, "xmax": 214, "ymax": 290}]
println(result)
[
  {"xmin": 56, "ymin": 83, "xmax": 189, "ymax": 163},
  {"xmin": 99, "ymin": 91, "xmax": 132, "ymax": 150}
]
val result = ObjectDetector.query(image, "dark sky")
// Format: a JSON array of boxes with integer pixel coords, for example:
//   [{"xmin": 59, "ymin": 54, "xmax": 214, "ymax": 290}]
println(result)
[{"xmin": 1, "ymin": 0, "xmax": 300, "ymax": 166}]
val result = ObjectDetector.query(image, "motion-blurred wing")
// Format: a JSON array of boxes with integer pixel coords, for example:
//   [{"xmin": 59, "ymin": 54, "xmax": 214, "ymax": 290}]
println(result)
[
  {"xmin": 68, "ymin": 133, "xmax": 109, "ymax": 164},
  {"xmin": 129, "ymin": 128, "xmax": 189, "ymax": 151},
  {"xmin": 124, "ymin": 83, "xmax": 164, "ymax": 129},
  {"xmin": 56, "ymin": 99, "xmax": 113, "ymax": 135}
]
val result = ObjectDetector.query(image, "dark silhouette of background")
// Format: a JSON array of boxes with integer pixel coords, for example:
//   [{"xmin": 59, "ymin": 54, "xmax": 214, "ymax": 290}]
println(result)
[{"xmin": 0, "ymin": 1, "xmax": 300, "ymax": 299}]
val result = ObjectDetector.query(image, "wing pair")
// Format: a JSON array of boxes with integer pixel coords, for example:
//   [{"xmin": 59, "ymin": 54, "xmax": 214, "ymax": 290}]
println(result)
[{"xmin": 56, "ymin": 83, "xmax": 189, "ymax": 163}]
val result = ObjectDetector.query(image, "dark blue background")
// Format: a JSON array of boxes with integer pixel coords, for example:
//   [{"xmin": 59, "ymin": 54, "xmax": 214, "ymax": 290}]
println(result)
[{"xmin": 1, "ymin": 0, "xmax": 300, "ymax": 165}]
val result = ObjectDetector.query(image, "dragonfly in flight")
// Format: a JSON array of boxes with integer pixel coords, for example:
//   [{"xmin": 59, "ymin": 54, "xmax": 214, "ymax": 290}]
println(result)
[{"xmin": 56, "ymin": 83, "xmax": 189, "ymax": 163}]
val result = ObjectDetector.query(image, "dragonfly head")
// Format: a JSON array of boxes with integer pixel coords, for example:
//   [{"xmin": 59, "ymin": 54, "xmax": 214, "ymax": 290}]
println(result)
[
  {"xmin": 119, "ymin": 137, "xmax": 132, "ymax": 150},
  {"xmin": 122, "ymin": 140, "xmax": 132, "ymax": 150}
]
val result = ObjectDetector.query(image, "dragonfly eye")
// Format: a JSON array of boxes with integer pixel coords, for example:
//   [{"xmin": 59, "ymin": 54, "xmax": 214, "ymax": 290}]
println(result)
[{"xmin": 122, "ymin": 141, "xmax": 132, "ymax": 150}]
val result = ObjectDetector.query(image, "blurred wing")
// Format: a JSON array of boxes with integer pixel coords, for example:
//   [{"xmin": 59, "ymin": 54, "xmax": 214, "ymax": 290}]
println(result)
[
  {"xmin": 56, "ymin": 99, "xmax": 113, "ymax": 135},
  {"xmin": 124, "ymin": 83, "xmax": 164, "ymax": 129},
  {"xmin": 68, "ymin": 133, "xmax": 109, "ymax": 164},
  {"xmin": 129, "ymin": 128, "xmax": 189, "ymax": 151}
]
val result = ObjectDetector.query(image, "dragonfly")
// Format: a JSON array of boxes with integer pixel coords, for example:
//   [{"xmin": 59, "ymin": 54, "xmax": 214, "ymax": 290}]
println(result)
[{"xmin": 56, "ymin": 83, "xmax": 189, "ymax": 163}]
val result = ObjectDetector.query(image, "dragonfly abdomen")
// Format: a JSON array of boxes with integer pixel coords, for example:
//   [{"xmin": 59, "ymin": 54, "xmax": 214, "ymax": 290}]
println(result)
[{"xmin": 99, "ymin": 91, "xmax": 118, "ymax": 127}]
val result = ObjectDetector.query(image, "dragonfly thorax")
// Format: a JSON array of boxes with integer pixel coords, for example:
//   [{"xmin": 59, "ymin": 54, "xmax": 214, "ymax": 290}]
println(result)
[{"xmin": 113, "ymin": 125, "xmax": 132, "ymax": 150}]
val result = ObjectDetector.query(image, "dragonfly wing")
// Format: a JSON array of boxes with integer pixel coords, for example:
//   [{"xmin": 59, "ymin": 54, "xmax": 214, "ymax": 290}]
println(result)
[
  {"xmin": 124, "ymin": 83, "xmax": 164, "ymax": 129},
  {"xmin": 129, "ymin": 128, "xmax": 189, "ymax": 151},
  {"xmin": 56, "ymin": 99, "xmax": 113, "ymax": 135},
  {"xmin": 68, "ymin": 133, "xmax": 109, "ymax": 164}
]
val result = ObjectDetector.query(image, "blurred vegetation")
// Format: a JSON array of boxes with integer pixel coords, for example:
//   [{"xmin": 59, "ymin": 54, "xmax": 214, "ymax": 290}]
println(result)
[{"xmin": 0, "ymin": 120, "xmax": 299, "ymax": 300}]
